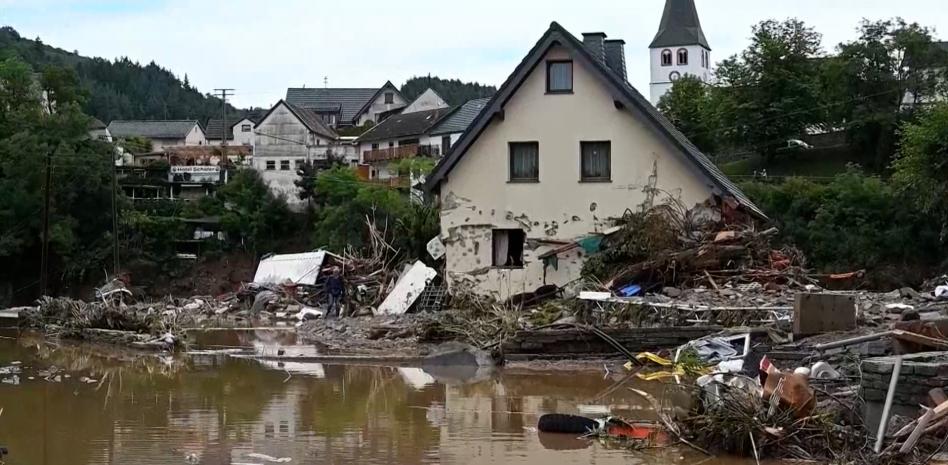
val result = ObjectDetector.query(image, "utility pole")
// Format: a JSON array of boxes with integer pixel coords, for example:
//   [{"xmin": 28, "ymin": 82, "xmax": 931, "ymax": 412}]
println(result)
[
  {"xmin": 214, "ymin": 88, "xmax": 234, "ymax": 162},
  {"xmin": 40, "ymin": 152, "xmax": 52, "ymax": 296},
  {"xmin": 110, "ymin": 151, "xmax": 120, "ymax": 276}
]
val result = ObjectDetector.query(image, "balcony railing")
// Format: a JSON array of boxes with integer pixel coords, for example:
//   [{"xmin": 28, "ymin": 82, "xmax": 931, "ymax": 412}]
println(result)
[{"xmin": 363, "ymin": 144, "xmax": 439, "ymax": 163}]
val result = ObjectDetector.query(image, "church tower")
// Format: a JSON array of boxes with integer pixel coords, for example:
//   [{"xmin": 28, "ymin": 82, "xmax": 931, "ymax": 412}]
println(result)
[{"xmin": 648, "ymin": 0, "xmax": 711, "ymax": 105}]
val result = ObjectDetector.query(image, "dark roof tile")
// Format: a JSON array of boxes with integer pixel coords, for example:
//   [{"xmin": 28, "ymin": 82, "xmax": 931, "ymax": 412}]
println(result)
[
  {"xmin": 107, "ymin": 120, "xmax": 201, "ymax": 139},
  {"xmin": 356, "ymin": 107, "xmax": 454, "ymax": 143},
  {"xmin": 429, "ymin": 98, "xmax": 490, "ymax": 136}
]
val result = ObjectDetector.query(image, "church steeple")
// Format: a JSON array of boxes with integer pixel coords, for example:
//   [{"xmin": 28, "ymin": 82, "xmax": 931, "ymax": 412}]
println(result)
[{"xmin": 650, "ymin": 0, "xmax": 710, "ymax": 50}]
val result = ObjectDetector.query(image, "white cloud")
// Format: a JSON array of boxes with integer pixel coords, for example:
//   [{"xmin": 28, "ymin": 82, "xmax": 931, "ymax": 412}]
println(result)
[{"xmin": 2, "ymin": 0, "xmax": 947, "ymax": 108}]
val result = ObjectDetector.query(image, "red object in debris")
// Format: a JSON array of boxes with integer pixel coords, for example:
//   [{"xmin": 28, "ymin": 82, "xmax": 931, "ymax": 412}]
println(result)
[
  {"xmin": 769, "ymin": 250, "xmax": 791, "ymax": 270},
  {"xmin": 605, "ymin": 422, "xmax": 669, "ymax": 445}
]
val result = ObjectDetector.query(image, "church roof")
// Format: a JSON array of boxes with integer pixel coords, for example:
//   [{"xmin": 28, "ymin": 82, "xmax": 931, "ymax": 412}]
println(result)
[{"xmin": 650, "ymin": 0, "xmax": 710, "ymax": 50}]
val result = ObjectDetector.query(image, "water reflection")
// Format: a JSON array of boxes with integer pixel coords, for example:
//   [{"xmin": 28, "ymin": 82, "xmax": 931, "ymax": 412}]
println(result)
[{"xmin": 0, "ymin": 332, "xmax": 753, "ymax": 465}]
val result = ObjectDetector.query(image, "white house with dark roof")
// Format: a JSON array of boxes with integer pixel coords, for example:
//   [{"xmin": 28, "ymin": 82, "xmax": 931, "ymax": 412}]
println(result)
[
  {"xmin": 424, "ymin": 22, "xmax": 762, "ymax": 299},
  {"xmin": 649, "ymin": 0, "xmax": 712, "ymax": 105},
  {"xmin": 253, "ymin": 100, "xmax": 357, "ymax": 205},
  {"xmin": 284, "ymin": 81, "xmax": 407, "ymax": 128},
  {"xmin": 355, "ymin": 96, "xmax": 489, "ymax": 182},
  {"xmin": 107, "ymin": 120, "xmax": 206, "ymax": 151},
  {"xmin": 205, "ymin": 111, "xmax": 264, "ymax": 149}
]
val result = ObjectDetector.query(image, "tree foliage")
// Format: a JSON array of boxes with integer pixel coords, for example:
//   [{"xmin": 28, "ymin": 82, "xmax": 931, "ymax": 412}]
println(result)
[
  {"xmin": 0, "ymin": 56, "xmax": 119, "ymax": 293},
  {"xmin": 400, "ymin": 76, "xmax": 495, "ymax": 106},
  {"xmin": 822, "ymin": 19, "xmax": 945, "ymax": 169},
  {"xmin": 309, "ymin": 167, "xmax": 438, "ymax": 261},
  {"xmin": 657, "ymin": 75, "xmax": 718, "ymax": 153},
  {"xmin": 0, "ymin": 26, "xmax": 237, "ymax": 123},
  {"xmin": 893, "ymin": 102, "xmax": 948, "ymax": 237},
  {"xmin": 714, "ymin": 19, "xmax": 824, "ymax": 161},
  {"xmin": 743, "ymin": 171, "xmax": 943, "ymax": 285}
]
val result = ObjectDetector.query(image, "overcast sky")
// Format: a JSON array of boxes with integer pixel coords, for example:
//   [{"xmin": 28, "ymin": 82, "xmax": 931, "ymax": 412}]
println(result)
[{"xmin": 1, "ymin": 0, "xmax": 945, "ymax": 109}]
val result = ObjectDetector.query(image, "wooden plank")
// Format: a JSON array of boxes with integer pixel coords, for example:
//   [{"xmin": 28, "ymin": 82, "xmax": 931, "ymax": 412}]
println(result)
[
  {"xmin": 793, "ymin": 293, "xmax": 856, "ymax": 337},
  {"xmin": 900, "ymin": 409, "xmax": 935, "ymax": 453}
]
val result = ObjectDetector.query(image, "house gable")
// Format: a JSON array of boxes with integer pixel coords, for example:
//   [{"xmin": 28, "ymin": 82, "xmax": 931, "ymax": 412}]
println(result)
[
  {"xmin": 426, "ymin": 22, "xmax": 762, "ymax": 218},
  {"xmin": 440, "ymin": 43, "xmax": 717, "ymax": 238}
]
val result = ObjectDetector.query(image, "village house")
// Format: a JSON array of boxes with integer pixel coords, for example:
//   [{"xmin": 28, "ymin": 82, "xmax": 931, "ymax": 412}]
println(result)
[
  {"xmin": 252, "ymin": 100, "xmax": 357, "ymax": 205},
  {"xmin": 284, "ymin": 81, "xmax": 407, "ymax": 128},
  {"xmin": 425, "ymin": 22, "xmax": 763, "ymax": 299},
  {"xmin": 87, "ymin": 118, "xmax": 112, "ymax": 142},
  {"xmin": 107, "ymin": 120, "xmax": 207, "ymax": 151},
  {"xmin": 204, "ymin": 113, "xmax": 262, "ymax": 149},
  {"xmin": 356, "ymin": 92, "xmax": 489, "ymax": 183}
]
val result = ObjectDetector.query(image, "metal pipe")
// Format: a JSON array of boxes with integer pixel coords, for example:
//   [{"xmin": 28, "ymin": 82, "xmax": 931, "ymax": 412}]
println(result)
[{"xmin": 874, "ymin": 356, "xmax": 903, "ymax": 453}]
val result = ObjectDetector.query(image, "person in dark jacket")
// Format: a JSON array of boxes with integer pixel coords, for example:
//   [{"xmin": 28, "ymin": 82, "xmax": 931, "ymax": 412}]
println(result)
[{"xmin": 325, "ymin": 267, "xmax": 345, "ymax": 318}]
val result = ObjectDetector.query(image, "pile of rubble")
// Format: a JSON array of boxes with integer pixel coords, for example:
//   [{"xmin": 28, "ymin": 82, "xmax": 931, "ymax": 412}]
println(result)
[{"xmin": 584, "ymin": 197, "xmax": 812, "ymax": 295}]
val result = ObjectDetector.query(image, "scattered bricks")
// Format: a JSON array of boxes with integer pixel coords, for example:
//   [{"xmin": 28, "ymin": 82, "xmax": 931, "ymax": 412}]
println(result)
[{"xmin": 793, "ymin": 293, "xmax": 856, "ymax": 337}]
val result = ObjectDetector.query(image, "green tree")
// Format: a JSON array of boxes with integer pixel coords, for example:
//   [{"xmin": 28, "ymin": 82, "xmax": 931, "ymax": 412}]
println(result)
[
  {"xmin": 893, "ymin": 102, "xmax": 948, "ymax": 238},
  {"xmin": 822, "ymin": 19, "xmax": 945, "ymax": 170},
  {"xmin": 0, "ymin": 57, "xmax": 119, "ymax": 291},
  {"xmin": 213, "ymin": 169, "xmax": 295, "ymax": 255},
  {"xmin": 400, "ymin": 76, "xmax": 495, "ymax": 106},
  {"xmin": 715, "ymin": 19, "xmax": 824, "ymax": 162},
  {"xmin": 657, "ymin": 75, "xmax": 718, "ymax": 153}
]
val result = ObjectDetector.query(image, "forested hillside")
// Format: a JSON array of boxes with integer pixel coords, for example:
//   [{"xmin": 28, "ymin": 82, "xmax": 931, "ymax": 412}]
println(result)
[
  {"xmin": 0, "ymin": 26, "xmax": 237, "ymax": 123},
  {"xmin": 401, "ymin": 75, "xmax": 495, "ymax": 106}
]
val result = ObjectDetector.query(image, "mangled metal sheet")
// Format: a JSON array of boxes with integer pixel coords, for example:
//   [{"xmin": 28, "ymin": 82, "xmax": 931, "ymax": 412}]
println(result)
[
  {"xmin": 376, "ymin": 261, "xmax": 437, "ymax": 315},
  {"xmin": 253, "ymin": 251, "xmax": 326, "ymax": 286}
]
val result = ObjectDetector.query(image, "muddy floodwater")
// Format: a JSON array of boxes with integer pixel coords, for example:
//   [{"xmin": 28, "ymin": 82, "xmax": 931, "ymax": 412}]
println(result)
[{"xmin": 0, "ymin": 329, "xmax": 761, "ymax": 465}]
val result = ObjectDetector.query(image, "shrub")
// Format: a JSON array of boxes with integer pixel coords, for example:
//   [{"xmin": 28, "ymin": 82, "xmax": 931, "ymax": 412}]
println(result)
[{"xmin": 742, "ymin": 170, "xmax": 944, "ymax": 286}]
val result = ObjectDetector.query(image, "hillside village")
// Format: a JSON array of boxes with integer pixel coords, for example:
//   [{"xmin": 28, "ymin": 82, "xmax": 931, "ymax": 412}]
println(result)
[{"xmin": 5, "ymin": 0, "xmax": 948, "ymax": 463}]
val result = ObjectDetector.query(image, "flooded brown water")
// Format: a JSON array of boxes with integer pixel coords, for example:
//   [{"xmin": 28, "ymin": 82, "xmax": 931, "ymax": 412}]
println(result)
[{"xmin": 0, "ymin": 329, "xmax": 762, "ymax": 465}]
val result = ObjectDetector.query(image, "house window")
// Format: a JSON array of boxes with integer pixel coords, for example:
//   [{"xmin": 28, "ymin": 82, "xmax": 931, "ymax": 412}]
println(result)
[
  {"xmin": 280, "ymin": 160, "xmax": 290, "ymax": 170},
  {"xmin": 295, "ymin": 159, "xmax": 304, "ymax": 170},
  {"xmin": 371, "ymin": 143, "xmax": 379, "ymax": 150},
  {"xmin": 384, "ymin": 92, "xmax": 394, "ymax": 104},
  {"xmin": 388, "ymin": 141, "xmax": 395, "ymax": 148},
  {"xmin": 265, "ymin": 160, "xmax": 275, "ymax": 170},
  {"xmin": 509, "ymin": 142, "xmax": 539, "ymax": 182},
  {"xmin": 661, "ymin": 49, "xmax": 673, "ymax": 66},
  {"xmin": 241, "ymin": 124, "xmax": 252, "ymax": 132},
  {"xmin": 677, "ymin": 48, "xmax": 688, "ymax": 65},
  {"xmin": 581, "ymin": 141, "xmax": 611, "ymax": 182},
  {"xmin": 546, "ymin": 60, "xmax": 573, "ymax": 93},
  {"xmin": 441, "ymin": 135, "xmax": 452, "ymax": 154},
  {"xmin": 492, "ymin": 229, "xmax": 525, "ymax": 268}
]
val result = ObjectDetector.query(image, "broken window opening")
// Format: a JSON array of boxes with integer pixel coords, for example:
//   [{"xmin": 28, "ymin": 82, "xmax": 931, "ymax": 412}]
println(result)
[{"xmin": 492, "ymin": 229, "xmax": 526, "ymax": 268}]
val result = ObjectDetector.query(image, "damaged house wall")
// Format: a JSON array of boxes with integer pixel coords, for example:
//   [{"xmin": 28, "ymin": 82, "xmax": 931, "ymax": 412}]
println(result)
[{"xmin": 439, "ymin": 46, "xmax": 716, "ymax": 299}]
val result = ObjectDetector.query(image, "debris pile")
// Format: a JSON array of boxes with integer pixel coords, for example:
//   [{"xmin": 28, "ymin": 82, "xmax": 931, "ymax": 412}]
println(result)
[{"xmin": 584, "ymin": 197, "xmax": 811, "ymax": 295}]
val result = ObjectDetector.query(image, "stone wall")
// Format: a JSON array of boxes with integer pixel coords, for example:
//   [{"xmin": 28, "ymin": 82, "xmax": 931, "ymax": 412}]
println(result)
[{"xmin": 861, "ymin": 351, "xmax": 948, "ymax": 406}]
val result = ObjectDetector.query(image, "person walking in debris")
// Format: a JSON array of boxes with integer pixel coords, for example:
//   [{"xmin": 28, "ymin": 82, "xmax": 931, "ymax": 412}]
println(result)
[{"xmin": 325, "ymin": 267, "xmax": 345, "ymax": 318}]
